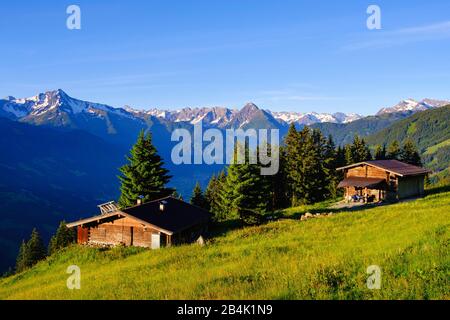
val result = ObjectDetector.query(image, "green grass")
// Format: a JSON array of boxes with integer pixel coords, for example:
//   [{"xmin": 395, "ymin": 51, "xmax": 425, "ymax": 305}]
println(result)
[
  {"xmin": 1, "ymin": 191, "xmax": 449, "ymax": 300},
  {"xmin": 278, "ymin": 198, "xmax": 339, "ymax": 218}
]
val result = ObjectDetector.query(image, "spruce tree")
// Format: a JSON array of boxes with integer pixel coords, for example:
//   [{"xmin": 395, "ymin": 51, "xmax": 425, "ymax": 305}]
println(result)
[
  {"xmin": 190, "ymin": 182, "xmax": 207, "ymax": 209},
  {"xmin": 308, "ymin": 129, "xmax": 331, "ymax": 203},
  {"xmin": 15, "ymin": 229, "xmax": 47, "ymax": 273},
  {"xmin": 205, "ymin": 175, "xmax": 217, "ymax": 212},
  {"xmin": 15, "ymin": 240, "xmax": 28, "ymax": 273},
  {"xmin": 374, "ymin": 144, "xmax": 387, "ymax": 160},
  {"xmin": 335, "ymin": 145, "xmax": 346, "ymax": 168},
  {"xmin": 48, "ymin": 221, "xmax": 76, "ymax": 255},
  {"xmin": 283, "ymin": 124, "xmax": 302, "ymax": 206},
  {"xmin": 323, "ymin": 134, "xmax": 338, "ymax": 199},
  {"xmin": 205, "ymin": 172, "xmax": 227, "ymax": 221},
  {"xmin": 344, "ymin": 144, "xmax": 353, "ymax": 165},
  {"xmin": 118, "ymin": 130, "xmax": 174, "ymax": 208},
  {"xmin": 27, "ymin": 229, "xmax": 46, "ymax": 267},
  {"xmin": 400, "ymin": 140, "xmax": 422, "ymax": 166},
  {"xmin": 348, "ymin": 135, "xmax": 372, "ymax": 163},
  {"xmin": 387, "ymin": 140, "xmax": 401, "ymax": 160},
  {"xmin": 221, "ymin": 144, "xmax": 271, "ymax": 224},
  {"xmin": 269, "ymin": 145, "xmax": 289, "ymax": 209},
  {"xmin": 297, "ymin": 126, "xmax": 318, "ymax": 204},
  {"xmin": 172, "ymin": 190, "xmax": 183, "ymax": 201}
]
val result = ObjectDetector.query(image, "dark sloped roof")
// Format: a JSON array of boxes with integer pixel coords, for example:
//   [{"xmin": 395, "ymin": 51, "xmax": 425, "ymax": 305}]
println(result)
[
  {"xmin": 337, "ymin": 160, "xmax": 431, "ymax": 176},
  {"xmin": 67, "ymin": 197, "xmax": 211, "ymax": 234},
  {"xmin": 122, "ymin": 196, "xmax": 211, "ymax": 234},
  {"xmin": 338, "ymin": 177, "xmax": 387, "ymax": 189}
]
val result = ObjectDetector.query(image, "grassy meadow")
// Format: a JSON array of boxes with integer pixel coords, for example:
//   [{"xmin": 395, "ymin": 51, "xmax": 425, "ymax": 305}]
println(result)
[{"xmin": 0, "ymin": 190, "xmax": 449, "ymax": 300}]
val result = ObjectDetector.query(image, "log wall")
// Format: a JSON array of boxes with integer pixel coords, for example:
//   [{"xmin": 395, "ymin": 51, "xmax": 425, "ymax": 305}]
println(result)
[{"xmin": 87, "ymin": 217, "xmax": 156, "ymax": 248}]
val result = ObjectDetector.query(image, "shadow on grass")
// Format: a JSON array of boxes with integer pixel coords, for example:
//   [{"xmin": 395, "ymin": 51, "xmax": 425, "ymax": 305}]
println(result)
[
  {"xmin": 208, "ymin": 219, "xmax": 243, "ymax": 238},
  {"xmin": 425, "ymin": 184, "xmax": 450, "ymax": 196},
  {"xmin": 278, "ymin": 202, "xmax": 390, "ymax": 220}
]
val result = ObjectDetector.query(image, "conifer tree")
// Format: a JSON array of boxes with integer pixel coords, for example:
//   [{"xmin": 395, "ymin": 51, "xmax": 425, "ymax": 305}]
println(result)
[
  {"xmin": 387, "ymin": 140, "xmax": 401, "ymax": 160},
  {"xmin": 16, "ymin": 228, "xmax": 47, "ymax": 272},
  {"xmin": 374, "ymin": 144, "xmax": 387, "ymax": 160},
  {"xmin": 221, "ymin": 144, "xmax": 271, "ymax": 224},
  {"xmin": 205, "ymin": 175, "xmax": 216, "ymax": 211},
  {"xmin": 324, "ymin": 134, "xmax": 338, "ymax": 198},
  {"xmin": 335, "ymin": 145, "xmax": 346, "ymax": 168},
  {"xmin": 27, "ymin": 228, "xmax": 46, "ymax": 266},
  {"xmin": 190, "ymin": 182, "xmax": 207, "ymax": 209},
  {"xmin": 400, "ymin": 140, "xmax": 422, "ymax": 166},
  {"xmin": 344, "ymin": 144, "xmax": 353, "ymax": 165},
  {"xmin": 206, "ymin": 171, "xmax": 227, "ymax": 221},
  {"xmin": 335, "ymin": 145, "xmax": 347, "ymax": 184},
  {"xmin": 283, "ymin": 124, "xmax": 303, "ymax": 205},
  {"xmin": 15, "ymin": 240, "xmax": 28, "ymax": 273},
  {"xmin": 308, "ymin": 129, "xmax": 330, "ymax": 202},
  {"xmin": 347, "ymin": 135, "xmax": 372, "ymax": 163},
  {"xmin": 48, "ymin": 221, "xmax": 76, "ymax": 255},
  {"xmin": 171, "ymin": 190, "xmax": 184, "ymax": 201},
  {"xmin": 268, "ymin": 145, "xmax": 290, "ymax": 209},
  {"xmin": 118, "ymin": 130, "xmax": 174, "ymax": 208},
  {"xmin": 297, "ymin": 126, "xmax": 319, "ymax": 204}
]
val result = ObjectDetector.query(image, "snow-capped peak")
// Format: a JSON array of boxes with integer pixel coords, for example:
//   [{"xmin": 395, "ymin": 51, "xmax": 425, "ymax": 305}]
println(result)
[
  {"xmin": 376, "ymin": 98, "xmax": 450, "ymax": 115},
  {"xmin": 269, "ymin": 110, "xmax": 363, "ymax": 125},
  {"xmin": 3, "ymin": 90, "xmax": 448, "ymax": 130}
]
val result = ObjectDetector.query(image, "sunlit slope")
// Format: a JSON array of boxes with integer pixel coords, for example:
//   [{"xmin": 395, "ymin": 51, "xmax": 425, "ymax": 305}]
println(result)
[{"xmin": 1, "ymin": 190, "xmax": 449, "ymax": 300}]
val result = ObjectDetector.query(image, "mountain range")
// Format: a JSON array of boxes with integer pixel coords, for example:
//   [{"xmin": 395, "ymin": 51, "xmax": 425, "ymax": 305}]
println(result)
[{"xmin": 3, "ymin": 90, "xmax": 448, "ymax": 129}]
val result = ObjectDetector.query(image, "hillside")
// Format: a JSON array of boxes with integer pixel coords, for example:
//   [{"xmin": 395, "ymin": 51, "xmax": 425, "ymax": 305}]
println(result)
[
  {"xmin": 1, "ymin": 190, "xmax": 448, "ymax": 300},
  {"xmin": 0, "ymin": 117, "xmax": 126, "ymax": 273},
  {"xmin": 365, "ymin": 106, "xmax": 450, "ymax": 183},
  {"xmin": 366, "ymin": 106, "xmax": 450, "ymax": 154},
  {"xmin": 311, "ymin": 112, "xmax": 411, "ymax": 146}
]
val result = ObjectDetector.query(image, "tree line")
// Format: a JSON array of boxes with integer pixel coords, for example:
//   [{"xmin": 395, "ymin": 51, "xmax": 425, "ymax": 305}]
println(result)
[
  {"xmin": 190, "ymin": 124, "xmax": 422, "ymax": 223},
  {"xmin": 14, "ymin": 222, "xmax": 75, "ymax": 274}
]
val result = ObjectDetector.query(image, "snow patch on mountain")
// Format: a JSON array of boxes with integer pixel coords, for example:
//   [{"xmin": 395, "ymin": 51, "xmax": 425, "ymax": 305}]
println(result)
[
  {"xmin": 269, "ymin": 111, "xmax": 362, "ymax": 125},
  {"xmin": 2, "ymin": 90, "xmax": 448, "ymax": 130},
  {"xmin": 376, "ymin": 98, "xmax": 450, "ymax": 115}
]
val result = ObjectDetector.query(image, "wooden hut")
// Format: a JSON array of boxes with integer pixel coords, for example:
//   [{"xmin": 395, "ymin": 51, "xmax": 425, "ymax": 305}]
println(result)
[
  {"xmin": 67, "ymin": 196, "xmax": 211, "ymax": 249},
  {"xmin": 337, "ymin": 160, "xmax": 430, "ymax": 202}
]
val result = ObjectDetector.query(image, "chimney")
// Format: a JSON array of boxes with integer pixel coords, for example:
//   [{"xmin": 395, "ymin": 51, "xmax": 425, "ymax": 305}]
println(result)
[
  {"xmin": 159, "ymin": 200, "xmax": 168, "ymax": 212},
  {"xmin": 137, "ymin": 196, "xmax": 144, "ymax": 206}
]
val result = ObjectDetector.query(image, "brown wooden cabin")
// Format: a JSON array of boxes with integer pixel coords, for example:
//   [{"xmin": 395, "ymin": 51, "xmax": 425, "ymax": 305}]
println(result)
[
  {"xmin": 67, "ymin": 196, "xmax": 211, "ymax": 249},
  {"xmin": 337, "ymin": 160, "xmax": 431, "ymax": 203}
]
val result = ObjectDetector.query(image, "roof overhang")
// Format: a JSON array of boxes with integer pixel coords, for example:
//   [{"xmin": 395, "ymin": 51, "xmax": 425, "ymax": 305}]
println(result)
[
  {"xmin": 66, "ymin": 211, "xmax": 174, "ymax": 235},
  {"xmin": 338, "ymin": 177, "xmax": 387, "ymax": 189},
  {"xmin": 336, "ymin": 161, "xmax": 431, "ymax": 177}
]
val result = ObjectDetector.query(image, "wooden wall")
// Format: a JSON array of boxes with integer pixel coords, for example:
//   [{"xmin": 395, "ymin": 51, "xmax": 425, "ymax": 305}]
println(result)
[
  {"xmin": 344, "ymin": 164, "xmax": 390, "ymax": 201},
  {"xmin": 77, "ymin": 216, "xmax": 208, "ymax": 249},
  {"xmin": 398, "ymin": 176, "xmax": 424, "ymax": 199},
  {"xmin": 87, "ymin": 217, "xmax": 156, "ymax": 248},
  {"xmin": 347, "ymin": 165, "xmax": 387, "ymax": 179},
  {"xmin": 343, "ymin": 164, "xmax": 426, "ymax": 201}
]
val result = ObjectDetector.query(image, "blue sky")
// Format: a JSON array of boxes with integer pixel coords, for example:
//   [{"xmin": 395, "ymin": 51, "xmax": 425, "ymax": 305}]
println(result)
[{"xmin": 1, "ymin": 0, "xmax": 450, "ymax": 114}]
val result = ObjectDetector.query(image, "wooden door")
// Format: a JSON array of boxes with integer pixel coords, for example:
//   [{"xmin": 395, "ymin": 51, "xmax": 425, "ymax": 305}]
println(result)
[
  {"xmin": 151, "ymin": 233, "xmax": 160, "ymax": 249},
  {"xmin": 77, "ymin": 226, "xmax": 89, "ymax": 244}
]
